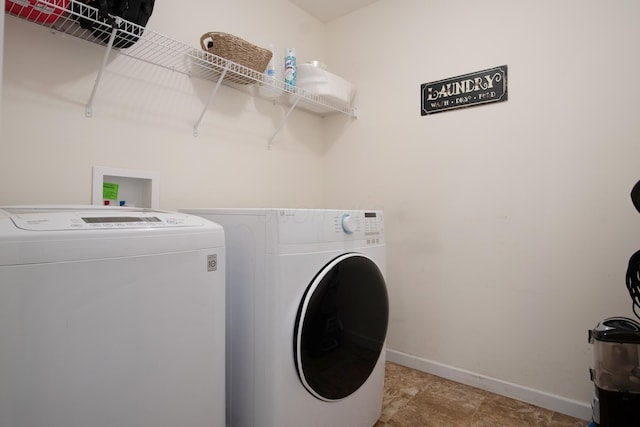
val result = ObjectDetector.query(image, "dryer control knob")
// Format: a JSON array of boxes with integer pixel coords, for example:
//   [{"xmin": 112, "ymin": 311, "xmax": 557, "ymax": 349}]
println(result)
[{"xmin": 341, "ymin": 213, "xmax": 355, "ymax": 234}]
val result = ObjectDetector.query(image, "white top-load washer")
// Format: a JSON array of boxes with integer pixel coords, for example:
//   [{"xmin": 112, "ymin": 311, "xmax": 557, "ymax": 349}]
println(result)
[
  {"xmin": 0, "ymin": 206, "xmax": 226, "ymax": 427},
  {"xmin": 180, "ymin": 208, "xmax": 388, "ymax": 427}
]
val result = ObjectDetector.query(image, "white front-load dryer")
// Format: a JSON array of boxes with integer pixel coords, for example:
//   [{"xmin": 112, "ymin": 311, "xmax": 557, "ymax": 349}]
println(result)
[
  {"xmin": 0, "ymin": 206, "xmax": 226, "ymax": 427},
  {"xmin": 181, "ymin": 208, "xmax": 388, "ymax": 427}
]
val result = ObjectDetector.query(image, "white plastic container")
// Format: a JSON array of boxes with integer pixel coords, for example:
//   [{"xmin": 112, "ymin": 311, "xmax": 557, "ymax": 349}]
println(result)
[
  {"xmin": 258, "ymin": 44, "xmax": 282, "ymax": 98},
  {"xmin": 296, "ymin": 63, "xmax": 356, "ymax": 105}
]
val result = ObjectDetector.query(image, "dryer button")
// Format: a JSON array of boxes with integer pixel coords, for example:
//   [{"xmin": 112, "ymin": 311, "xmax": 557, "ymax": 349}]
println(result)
[{"xmin": 341, "ymin": 213, "xmax": 354, "ymax": 234}]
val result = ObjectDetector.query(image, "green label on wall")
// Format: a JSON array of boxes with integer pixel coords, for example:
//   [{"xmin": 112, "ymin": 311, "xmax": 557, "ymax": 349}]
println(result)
[
  {"xmin": 103, "ymin": 182, "xmax": 119, "ymax": 200},
  {"xmin": 421, "ymin": 65, "xmax": 508, "ymax": 115}
]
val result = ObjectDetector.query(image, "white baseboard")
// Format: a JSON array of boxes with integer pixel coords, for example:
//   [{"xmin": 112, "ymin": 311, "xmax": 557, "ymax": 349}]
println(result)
[{"xmin": 385, "ymin": 349, "xmax": 592, "ymax": 421}]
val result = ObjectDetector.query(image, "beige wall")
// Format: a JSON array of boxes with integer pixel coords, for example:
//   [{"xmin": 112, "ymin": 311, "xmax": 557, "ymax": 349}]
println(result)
[
  {"xmin": 1, "ymin": 7, "xmax": 4, "ymax": 121},
  {"xmin": 4, "ymin": 0, "xmax": 640, "ymax": 419},
  {"xmin": 1, "ymin": 0, "xmax": 329, "ymax": 209},
  {"xmin": 324, "ymin": 0, "xmax": 640, "ymax": 415}
]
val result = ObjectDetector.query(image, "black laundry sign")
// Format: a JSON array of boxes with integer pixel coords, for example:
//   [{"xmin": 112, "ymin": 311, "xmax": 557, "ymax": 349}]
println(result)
[{"xmin": 421, "ymin": 65, "xmax": 508, "ymax": 115}]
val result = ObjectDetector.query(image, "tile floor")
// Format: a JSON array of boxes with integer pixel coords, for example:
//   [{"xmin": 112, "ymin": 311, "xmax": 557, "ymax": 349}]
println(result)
[{"xmin": 375, "ymin": 362, "xmax": 591, "ymax": 427}]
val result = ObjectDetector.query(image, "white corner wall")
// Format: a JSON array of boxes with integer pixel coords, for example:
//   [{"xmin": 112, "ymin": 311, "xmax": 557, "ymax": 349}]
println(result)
[
  {"xmin": 1, "ymin": 0, "xmax": 328, "ymax": 210},
  {"xmin": 324, "ymin": 0, "xmax": 640, "ymax": 420}
]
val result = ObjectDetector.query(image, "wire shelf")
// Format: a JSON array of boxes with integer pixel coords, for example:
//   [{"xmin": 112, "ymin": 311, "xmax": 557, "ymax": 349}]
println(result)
[{"xmin": 5, "ymin": 0, "xmax": 358, "ymax": 125}]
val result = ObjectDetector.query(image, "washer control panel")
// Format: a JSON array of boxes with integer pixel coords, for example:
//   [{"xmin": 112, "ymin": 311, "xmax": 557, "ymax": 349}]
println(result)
[{"xmin": 4, "ymin": 207, "xmax": 206, "ymax": 231}]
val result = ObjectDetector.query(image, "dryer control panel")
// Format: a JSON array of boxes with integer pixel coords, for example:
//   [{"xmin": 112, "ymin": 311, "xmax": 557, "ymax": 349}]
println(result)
[
  {"xmin": 338, "ymin": 212, "xmax": 383, "ymax": 236},
  {"xmin": 276, "ymin": 209, "xmax": 384, "ymax": 245}
]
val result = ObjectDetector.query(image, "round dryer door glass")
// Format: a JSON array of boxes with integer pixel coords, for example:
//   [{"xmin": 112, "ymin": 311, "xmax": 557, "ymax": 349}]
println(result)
[{"xmin": 294, "ymin": 253, "xmax": 389, "ymax": 401}]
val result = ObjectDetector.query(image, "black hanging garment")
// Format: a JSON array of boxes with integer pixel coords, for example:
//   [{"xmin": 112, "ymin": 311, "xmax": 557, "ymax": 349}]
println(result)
[{"xmin": 74, "ymin": 0, "xmax": 155, "ymax": 49}]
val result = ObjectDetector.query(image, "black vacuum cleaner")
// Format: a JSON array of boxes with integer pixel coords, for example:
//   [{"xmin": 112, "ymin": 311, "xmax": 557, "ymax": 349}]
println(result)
[{"xmin": 587, "ymin": 181, "xmax": 640, "ymax": 426}]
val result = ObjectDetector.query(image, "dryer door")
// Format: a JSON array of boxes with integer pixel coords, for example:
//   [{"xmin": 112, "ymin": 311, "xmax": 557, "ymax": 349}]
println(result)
[{"xmin": 294, "ymin": 252, "xmax": 389, "ymax": 401}]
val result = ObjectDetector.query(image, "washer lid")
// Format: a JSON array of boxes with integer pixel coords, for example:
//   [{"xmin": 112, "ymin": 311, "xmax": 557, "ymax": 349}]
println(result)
[
  {"xmin": 294, "ymin": 253, "xmax": 389, "ymax": 401},
  {"xmin": 0, "ymin": 206, "xmax": 224, "ymax": 265}
]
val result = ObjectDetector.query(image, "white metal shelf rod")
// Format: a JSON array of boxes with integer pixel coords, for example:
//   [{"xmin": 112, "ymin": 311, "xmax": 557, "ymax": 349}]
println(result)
[
  {"xmin": 85, "ymin": 23, "xmax": 118, "ymax": 118},
  {"xmin": 193, "ymin": 66, "xmax": 229, "ymax": 137},
  {"xmin": 268, "ymin": 97, "xmax": 301, "ymax": 150}
]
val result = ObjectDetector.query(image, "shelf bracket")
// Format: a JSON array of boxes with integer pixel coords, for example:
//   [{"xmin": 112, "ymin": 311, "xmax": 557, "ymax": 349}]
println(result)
[
  {"xmin": 193, "ymin": 66, "xmax": 229, "ymax": 137},
  {"xmin": 267, "ymin": 96, "xmax": 301, "ymax": 150},
  {"xmin": 85, "ymin": 22, "xmax": 119, "ymax": 118}
]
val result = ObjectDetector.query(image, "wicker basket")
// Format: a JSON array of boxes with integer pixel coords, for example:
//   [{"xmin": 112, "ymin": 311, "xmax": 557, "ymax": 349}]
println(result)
[{"xmin": 199, "ymin": 32, "xmax": 272, "ymax": 84}]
